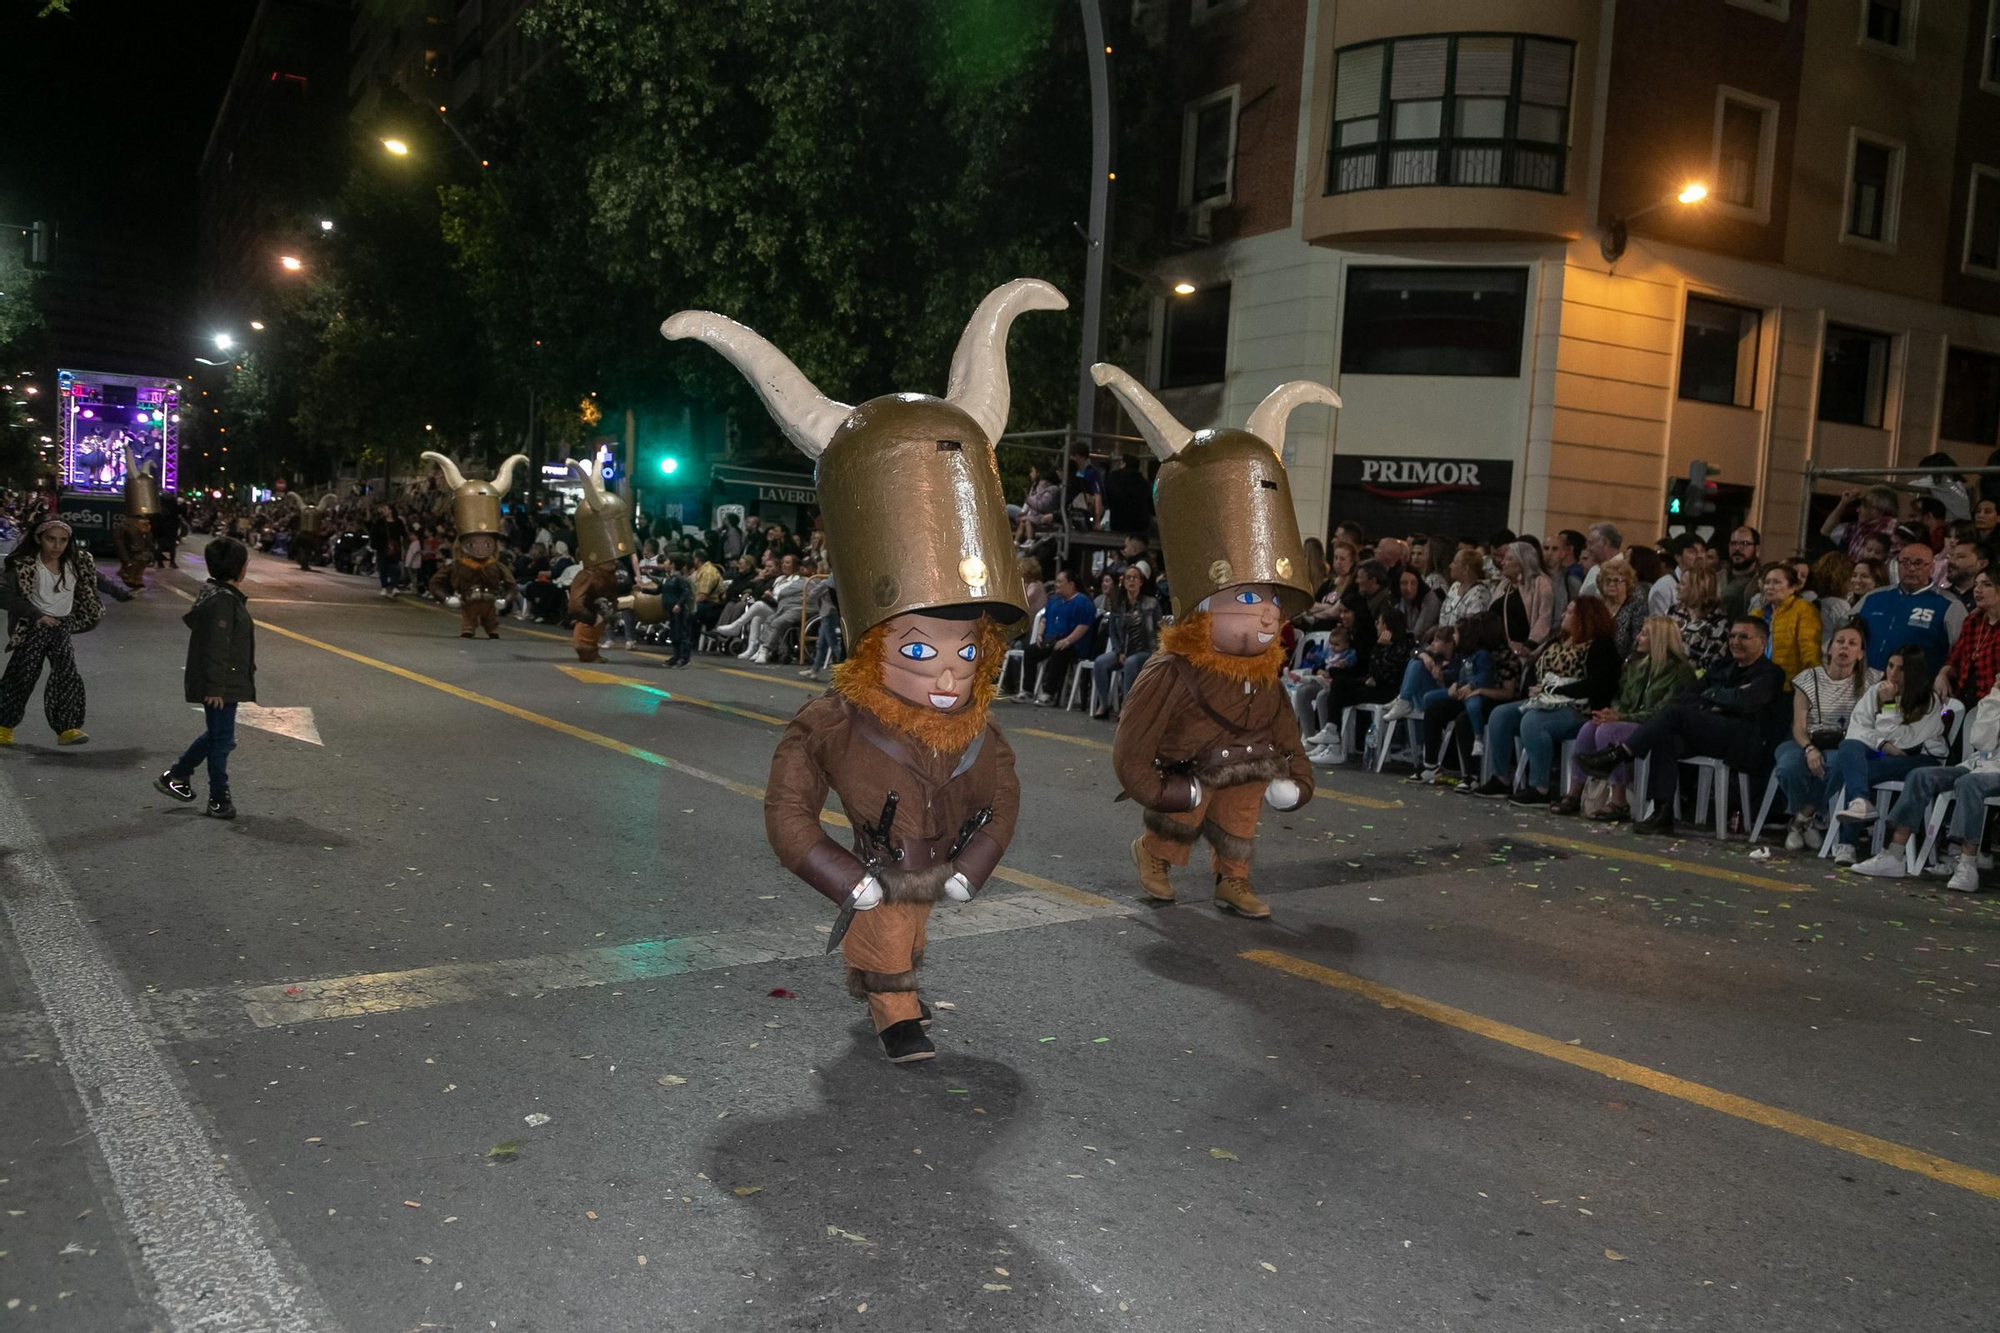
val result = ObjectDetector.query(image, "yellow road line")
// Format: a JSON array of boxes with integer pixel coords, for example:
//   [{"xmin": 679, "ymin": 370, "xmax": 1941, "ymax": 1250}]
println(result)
[
  {"xmin": 1013, "ymin": 726, "xmax": 1401, "ymax": 810},
  {"xmin": 556, "ymin": 663, "xmax": 791, "ymax": 726},
  {"xmin": 1244, "ymin": 950, "xmax": 2000, "ymax": 1202},
  {"xmin": 706, "ymin": 664, "xmax": 821, "ymax": 693},
  {"xmin": 1509, "ymin": 830, "xmax": 1809, "ymax": 894},
  {"xmin": 174, "ymin": 588, "xmax": 1118, "ymax": 910}
]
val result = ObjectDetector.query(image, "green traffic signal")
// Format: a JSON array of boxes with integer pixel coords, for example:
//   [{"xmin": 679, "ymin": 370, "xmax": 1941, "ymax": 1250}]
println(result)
[{"xmin": 658, "ymin": 456, "xmax": 679, "ymax": 476}]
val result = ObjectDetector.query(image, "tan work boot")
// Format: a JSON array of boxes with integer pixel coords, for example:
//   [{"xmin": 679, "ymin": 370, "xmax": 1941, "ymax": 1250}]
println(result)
[
  {"xmin": 1132, "ymin": 836, "xmax": 1176, "ymax": 902},
  {"xmin": 1213, "ymin": 876, "xmax": 1271, "ymax": 919}
]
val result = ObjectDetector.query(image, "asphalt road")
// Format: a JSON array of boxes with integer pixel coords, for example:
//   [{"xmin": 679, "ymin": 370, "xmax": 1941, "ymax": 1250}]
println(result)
[{"xmin": 2, "ymin": 542, "xmax": 1996, "ymax": 1333}]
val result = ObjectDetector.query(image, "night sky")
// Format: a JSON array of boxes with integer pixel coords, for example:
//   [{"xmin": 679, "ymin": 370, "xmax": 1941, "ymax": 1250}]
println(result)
[{"xmin": 0, "ymin": 1, "xmax": 258, "ymax": 308}]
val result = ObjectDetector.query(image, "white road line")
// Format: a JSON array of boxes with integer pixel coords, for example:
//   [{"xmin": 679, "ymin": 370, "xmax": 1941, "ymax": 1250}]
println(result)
[
  {"xmin": 0, "ymin": 775, "xmax": 341, "ymax": 1332},
  {"xmin": 148, "ymin": 888, "xmax": 1134, "ymax": 1039}
]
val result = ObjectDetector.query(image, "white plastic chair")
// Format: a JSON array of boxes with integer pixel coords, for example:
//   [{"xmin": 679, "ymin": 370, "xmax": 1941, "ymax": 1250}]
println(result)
[
  {"xmin": 998, "ymin": 608, "xmax": 1045, "ymax": 694},
  {"xmin": 1684, "ymin": 756, "xmax": 1754, "ymax": 840},
  {"xmin": 1910, "ymin": 789, "xmax": 2000, "ymax": 874}
]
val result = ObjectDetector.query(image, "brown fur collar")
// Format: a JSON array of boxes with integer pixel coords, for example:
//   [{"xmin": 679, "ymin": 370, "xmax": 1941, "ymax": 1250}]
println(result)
[
  {"xmin": 832, "ymin": 617, "xmax": 1009, "ymax": 755},
  {"xmin": 1162, "ymin": 613, "xmax": 1284, "ymax": 688}
]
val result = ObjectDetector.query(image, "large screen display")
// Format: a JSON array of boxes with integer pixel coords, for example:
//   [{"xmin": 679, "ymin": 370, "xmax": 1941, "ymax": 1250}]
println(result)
[{"xmin": 58, "ymin": 369, "xmax": 180, "ymax": 495}]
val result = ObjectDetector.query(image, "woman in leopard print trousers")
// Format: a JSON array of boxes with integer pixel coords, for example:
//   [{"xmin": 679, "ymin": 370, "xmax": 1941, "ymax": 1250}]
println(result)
[{"xmin": 1, "ymin": 516, "xmax": 104, "ymax": 745}]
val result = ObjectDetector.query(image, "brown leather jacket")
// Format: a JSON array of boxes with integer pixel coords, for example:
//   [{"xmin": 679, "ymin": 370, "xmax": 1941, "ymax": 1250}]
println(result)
[
  {"xmin": 765, "ymin": 696, "xmax": 1019, "ymax": 904},
  {"xmin": 430, "ymin": 557, "xmax": 515, "ymax": 603},
  {"xmin": 1112, "ymin": 650, "xmax": 1312, "ymax": 813}
]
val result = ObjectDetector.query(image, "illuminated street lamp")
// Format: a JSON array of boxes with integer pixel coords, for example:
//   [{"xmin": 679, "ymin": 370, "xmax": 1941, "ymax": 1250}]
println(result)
[
  {"xmin": 1171, "ymin": 281, "xmax": 1197, "ymax": 296},
  {"xmin": 249, "ymin": 321, "xmax": 266, "ymax": 331},
  {"xmin": 382, "ymin": 138, "xmax": 410, "ymax": 156},
  {"xmin": 1601, "ymin": 182, "xmax": 1709, "ymax": 263},
  {"xmin": 214, "ymin": 333, "xmax": 234, "ymax": 350},
  {"xmin": 319, "ymin": 219, "xmax": 335, "ymax": 232},
  {"xmin": 279, "ymin": 255, "xmax": 303, "ymax": 272}
]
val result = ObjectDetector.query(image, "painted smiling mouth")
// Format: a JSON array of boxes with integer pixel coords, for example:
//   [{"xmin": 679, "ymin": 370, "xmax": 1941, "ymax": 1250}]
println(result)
[
  {"xmin": 1256, "ymin": 632, "xmax": 1275, "ymax": 644},
  {"xmin": 928, "ymin": 692, "xmax": 961, "ymax": 709}
]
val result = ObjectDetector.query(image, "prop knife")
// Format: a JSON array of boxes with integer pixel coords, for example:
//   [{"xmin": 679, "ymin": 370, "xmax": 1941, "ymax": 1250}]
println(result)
[{"xmin": 826, "ymin": 791, "xmax": 900, "ymax": 954}]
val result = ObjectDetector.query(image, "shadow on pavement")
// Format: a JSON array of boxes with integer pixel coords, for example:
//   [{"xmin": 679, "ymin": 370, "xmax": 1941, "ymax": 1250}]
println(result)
[
  {"xmin": 14, "ymin": 744, "xmax": 152, "ymax": 768},
  {"xmin": 703, "ymin": 1037, "xmax": 1066, "ymax": 1330}
]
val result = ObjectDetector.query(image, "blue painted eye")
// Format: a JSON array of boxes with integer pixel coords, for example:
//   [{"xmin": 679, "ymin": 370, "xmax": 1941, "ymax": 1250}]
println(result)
[
  {"xmin": 1234, "ymin": 590, "xmax": 1262, "ymax": 605},
  {"xmin": 957, "ymin": 644, "xmax": 978, "ymax": 662},
  {"xmin": 899, "ymin": 643, "xmax": 938, "ymax": 661}
]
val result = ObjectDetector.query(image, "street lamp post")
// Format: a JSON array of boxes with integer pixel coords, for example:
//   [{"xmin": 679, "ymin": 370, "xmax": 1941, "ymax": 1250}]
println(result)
[
  {"xmin": 1073, "ymin": 0, "xmax": 1115, "ymax": 440},
  {"xmin": 1601, "ymin": 183, "xmax": 1709, "ymax": 263}
]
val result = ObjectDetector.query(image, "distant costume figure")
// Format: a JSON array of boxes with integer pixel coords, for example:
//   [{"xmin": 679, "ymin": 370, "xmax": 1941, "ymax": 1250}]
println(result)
[
  {"xmin": 1098, "ymin": 366, "xmax": 1338, "ymax": 920},
  {"xmin": 666, "ymin": 278, "xmax": 1063, "ymax": 1063},
  {"xmin": 114, "ymin": 446, "xmax": 159, "ymax": 589},
  {"xmin": 288, "ymin": 491, "xmax": 338, "ymax": 571},
  {"xmin": 564, "ymin": 458, "xmax": 641, "ymax": 662},
  {"xmin": 423, "ymin": 452, "xmax": 526, "ymax": 639}
]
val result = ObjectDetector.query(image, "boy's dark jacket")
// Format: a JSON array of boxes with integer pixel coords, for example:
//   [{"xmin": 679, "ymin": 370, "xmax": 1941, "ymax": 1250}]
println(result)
[{"xmin": 184, "ymin": 580, "xmax": 256, "ymax": 703}]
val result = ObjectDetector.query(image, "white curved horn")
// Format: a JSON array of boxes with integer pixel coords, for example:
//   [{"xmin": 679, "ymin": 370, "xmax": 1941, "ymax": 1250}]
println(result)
[
  {"xmin": 123, "ymin": 444, "xmax": 140, "ymax": 476},
  {"xmin": 661, "ymin": 311, "xmax": 849, "ymax": 460},
  {"xmin": 315, "ymin": 493, "xmax": 338, "ymax": 513},
  {"xmin": 565, "ymin": 458, "xmax": 605, "ymax": 511},
  {"xmin": 1244, "ymin": 380, "xmax": 1341, "ymax": 456},
  {"xmin": 490, "ymin": 453, "xmax": 530, "ymax": 497},
  {"xmin": 944, "ymin": 278, "xmax": 1068, "ymax": 443},
  {"xmin": 421, "ymin": 450, "xmax": 466, "ymax": 489},
  {"xmin": 286, "ymin": 491, "xmax": 305, "ymax": 513},
  {"xmin": 1089, "ymin": 363, "xmax": 1192, "ymax": 460}
]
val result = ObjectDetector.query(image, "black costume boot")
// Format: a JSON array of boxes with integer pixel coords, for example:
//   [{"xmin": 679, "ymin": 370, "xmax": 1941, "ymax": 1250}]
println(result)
[{"xmin": 879, "ymin": 1019, "xmax": 935, "ymax": 1064}]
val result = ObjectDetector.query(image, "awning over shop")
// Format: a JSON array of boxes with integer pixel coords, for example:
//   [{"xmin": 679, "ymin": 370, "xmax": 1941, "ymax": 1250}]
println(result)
[{"xmin": 710, "ymin": 463, "xmax": 818, "ymax": 507}]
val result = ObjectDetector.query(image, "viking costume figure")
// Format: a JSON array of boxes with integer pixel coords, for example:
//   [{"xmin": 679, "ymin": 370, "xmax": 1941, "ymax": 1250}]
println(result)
[
  {"xmin": 287, "ymin": 492, "xmax": 338, "ymax": 571},
  {"xmin": 1097, "ymin": 365, "xmax": 1339, "ymax": 919},
  {"xmin": 422, "ymin": 452, "xmax": 526, "ymax": 639},
  {"xmin": 665, "ymin": 278, "xmax": 1062, "ymax": 1064},
  {"xmin": 565, "ymin": 459, "xmax": 639, "ymax": 662},
  {"xmin": 0, "ymin": 515, "xmax": 104, "ymax": 747},
  {"xmin": 114, "ymin": 447, "xmax": 159, "ymax": 589}
]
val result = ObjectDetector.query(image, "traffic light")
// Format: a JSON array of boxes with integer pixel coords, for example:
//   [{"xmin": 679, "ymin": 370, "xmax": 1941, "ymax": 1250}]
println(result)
[
  {"xmin": 658, "ymin": 455, "xmax": 679, "ymax": 476},
  {"xmin": 1667, "ymin": 460, "xmax": 1720, "ymax": 520}
]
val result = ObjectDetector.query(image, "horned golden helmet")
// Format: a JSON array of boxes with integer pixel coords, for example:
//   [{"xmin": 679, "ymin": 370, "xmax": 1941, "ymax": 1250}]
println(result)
[
  {"xmin": 566, "ymin": 457, "xmax": 638, "ymax": 567},
  {"xmin": 286, "ymin": 490, "xmax": 338, "ymax": 532},
  {"xmin": 422, "ymin": 451, "xmax": 529, "ymax": 537},
  {"xmin": 663, "ymin": 277, "xmax": 1066, "ymax": 645},
  {"xmin": 1090, "ymin": 365, "xmax": 1339, "ymax": 620},
  {"xmin": 122, "ymin": 445, "xmax": 160, "ymax": 516}
]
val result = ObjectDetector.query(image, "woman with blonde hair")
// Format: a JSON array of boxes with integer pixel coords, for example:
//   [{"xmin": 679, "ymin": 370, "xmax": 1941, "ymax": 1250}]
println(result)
[
  {"xmin": 1554, "ymin": 614, "xmax": 1697, "ymax": 819},
  {"xmin": 1017, "ymin": 553, "xmax": 1047, "ymax": 624},
  {"xmin": 1670, "ymin": 563, "xmax": 1728, "ymax": 673},
  {"xmin": 1809, "ymin": 550, "xmax": 1856, "ymax": 650},
  {"xmin": 1296, "ymin": 538, "xmax": 1359, "ymax": 628},
  {"xmin": 1439, "ymin": 546, "xmax": 1493, "ymax": 628},
  {"xmin": 1592, "ymin": 555, "xmax": 1647, "ymax": 659}
]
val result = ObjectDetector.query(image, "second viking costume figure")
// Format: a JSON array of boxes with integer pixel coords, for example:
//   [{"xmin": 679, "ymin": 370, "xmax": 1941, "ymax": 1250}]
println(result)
[
  {"xmin": 287, "ymin": 491, "xmax": 338, "ymax": 571},
  {"xmin": 113, "ymin": 447, "xmax": 159, "ymax": 590},
  {"xmin": 564, "ymin": 458, "xmax": 639, "ymax": 663},
  {"xmin": 1097, "ymin": 365, "xmax": 1340, "ymax": 920},
  {"xmin": 665, "ymin": 278, "xmax": 1063, "ymax": 1064},
  {"xmin": 422, "ymin": 451, "xmax": 526, "ymax": 639}
]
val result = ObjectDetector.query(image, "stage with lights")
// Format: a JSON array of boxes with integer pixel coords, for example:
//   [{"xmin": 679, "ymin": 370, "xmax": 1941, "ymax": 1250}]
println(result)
[{"xmin": 57, "ymin": 368, "xmax": 180, "ymax": 496}]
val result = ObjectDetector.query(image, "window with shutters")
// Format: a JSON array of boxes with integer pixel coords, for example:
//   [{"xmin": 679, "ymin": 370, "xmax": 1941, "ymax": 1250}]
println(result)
[
  {"xmin": 1326, "ymin": 33, "xmax": 1573, "ymax": 196},
  {"xmin": 1709, "ymin": 87, "xmax": 1780, "ymax": 224}
]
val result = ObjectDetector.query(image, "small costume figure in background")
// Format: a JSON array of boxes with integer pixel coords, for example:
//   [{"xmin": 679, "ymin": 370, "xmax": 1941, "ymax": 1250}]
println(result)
[
  {"xmin": 0, "ymin": 514, "xmax": 104, "ymax": 747},
  {"xmin": 288, "ymin": 492, "xmax": 338, "ymax": 571},
  {"xmin": 114, "ymin": 446, "xmax": 158, "ymax": 590},
  {"xmin": 667, "ymin": 278, "xmax": 1062, "ymax": 1063},
  {"xmin": 564, "ymin": 458, "xmax": 641, "ymax": 662},
  {"xmin": 1096, "ymin": 366, "xmax": 1339, "ymax": 920},
  {"xmin": 422, "ymin": 451, "xmax": 527, "ymax": 639}
]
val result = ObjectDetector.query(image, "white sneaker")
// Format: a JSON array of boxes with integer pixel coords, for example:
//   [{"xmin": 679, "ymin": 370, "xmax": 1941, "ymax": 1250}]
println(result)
[
  {"xmin": 1947, "ymin": 852, "xmax": 1981, "ymax": 892},
  {"xmin": 1849, "ymin": 849, "xmax": 1905, "ymax": 877},
  {"xmin": 737, "ymin": 643, "xmax": 759, "ymax": 659},
  {"xmin": 1979, "ymin": 852, "xmax": 1995, "ymax": 871},
  {"xmin": 1835, "ymin": 798, "xmax": 1876, "ymax": 824},
  {"xmin": 1833, "ymin": 844, "xmax": 1858, "ymax": 866},
  {"xmin": 1470, "ymin": 740, "xmax": 1485, "ymax": 758},
  {"xmin": 1783, "ymin": 813, "xmax": 1810, "ymax": 853},
  {"xmin": 751, "ymin": 648, "xmax": 771, "ymax": 664},
  {"xmin": 1380, "ymin": 697, "xmax": 1414, "ymax": 723}
]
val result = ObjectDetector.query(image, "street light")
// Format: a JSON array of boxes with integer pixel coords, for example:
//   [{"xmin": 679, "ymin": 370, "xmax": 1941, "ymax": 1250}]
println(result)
[
  {"xmin": 1601, "ymin": 182, "xmax": 1709, "ymax": 262},
  {"xmin": 279, "ymin": 255, "xmax": 303, "ymax": 272},
  {"xmin": 1171, "ymin": 281, "xmax": 1196, "ymax": 296},
  {"xmin": 319, "ymin": 219, "xmax": 335, "ymax": 232},
  {"xmin": 382, "ymin": 138, "xmax": 409, "ymax": 156},
  {"xmin": 249, "ymin": 321, "xmax": 265, "ymax": 331},
  {"xmin": 214, "ymin": 333, "xmax": 234, "ymax": 350}
]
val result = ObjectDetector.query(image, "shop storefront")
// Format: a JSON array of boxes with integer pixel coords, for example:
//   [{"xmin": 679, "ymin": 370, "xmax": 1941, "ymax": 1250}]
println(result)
[
  {"xmin": 708, "ymin": 463, "xmax": 819, "ymax": 534},
  {"xmin": 1327, "ymin": 454, "xmax": 1514, "ymax": 544}
]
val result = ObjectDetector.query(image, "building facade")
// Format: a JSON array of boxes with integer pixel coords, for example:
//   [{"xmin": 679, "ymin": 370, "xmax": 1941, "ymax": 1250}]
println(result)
[{"xmin": 1140, "ymin": 0, "xmax": 2000, "ymax": 554}]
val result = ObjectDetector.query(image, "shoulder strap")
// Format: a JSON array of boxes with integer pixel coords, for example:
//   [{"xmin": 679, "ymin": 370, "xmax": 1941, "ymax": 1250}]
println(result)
[{"xmin": 1167, "ymin": 654, "xmax": 1246, "ymax": 734}]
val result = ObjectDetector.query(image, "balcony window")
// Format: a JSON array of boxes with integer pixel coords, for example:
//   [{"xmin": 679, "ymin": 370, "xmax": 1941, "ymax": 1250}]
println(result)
[
  {"xmin": 1161, "ymin": 284, "xmax": 1231, "ymax": 389},
  {"xmin": 1679, "ymin": 296, "xmax": 1761, "ymax": 408},
  {"xmin": 1339, "ymin": 267, "xmax": 1529, "ymax": 377},
  {"xmin": 1327, "ymin": 34, "xmax": 1573, "ymax": 196},
  {"xmin": 1942, "ymin": 347, "xmax": 2000, "ymax": 447},
  {"xmin": 1818, "ymin": 325, "xmax": 1890, "ymax": 428}
]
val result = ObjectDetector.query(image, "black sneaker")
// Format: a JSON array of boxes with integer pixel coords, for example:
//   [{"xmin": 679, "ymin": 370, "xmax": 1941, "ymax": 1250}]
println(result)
[
  {"xmin": 154, "ymin": 772, "xmax": 195, "ymax": 802},
  {"xmin": 1575, "ymin": 746, "xmax": 1627, "ymax": 780},
  {"xmin": 1508, "ymin": 785, "xmax": 1550, "ymax": 806},
  {"xmin": 1632, "ymin": 810, "xmax": 1675, "ymax": 837},
  {"xmin": 1471, "ymin": 777, "xmax": 1512, "ymax": 799},
  {"xmin": 879, "ymin": 1019, "xmax": 935, "ymax": 1063},
  {"xmin": 205, "ymin": 795, "xmax": 237, "ymax": 821}
]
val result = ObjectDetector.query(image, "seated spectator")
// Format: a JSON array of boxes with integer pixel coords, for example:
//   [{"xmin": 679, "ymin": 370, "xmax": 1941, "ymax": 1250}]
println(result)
[
  {"xmin": 1848, "ymin": 673, "xmax": 2000, "ymax": 890},
  {"xmin": 1018, "ymin": 554, "xmax": 1047, "ymax": 625},
  {"xmin": 1017, "ymin": 568, "xmax": 1095, "ymax": 704},
  {"xmin": 1090, "ymin": 566, "xmax": 1161, "ymax": 719},
  {"xmin": 1822, "ymin": 486, "xmax": 1901, "ymax": 561},
  {"xmin": 1556, "ymin": 615, "xmax": 1697, "ymax": 820},
  {"xmin": 1809, "ymin": 551, "xmax": 1855, "ymax": 651},
  {"xmin": 719, "ymin": 554, "xmax": 804, "ymax": 662},
  {"xmin": 1304, "ymin": 607, "xmax": 1414, "ymax": 765},
  {"xmin": 1854, "ymin": 543, "xmax": 1959, "ymax": 671},
  {"xmin": 1393, "ymin": 567, "xmax": 1441, "ymax": 642},
  {"xmin": 1771, "ymin": 623, "xmax": 1877, "ymax": 851},
  {"xmin": 1759, "ymin": 561, "xmax": 1823, "ymax": 685},
  {"xmin": 1418, "ymin": 612, "xmax": 1519, "ymax": 780},
  {"xmin": 1940, "ymin": 569, "xmax": 2000, "ymax": 705},
  {"xmin": 1381, "ymin": 624, "xmax": 1455, "ymax": 735},
  {"xmin": 1437, "ymin": 547, "xmax": 1492, "ymax": 629},
  {"xmin": 1471, "ymin": 595, "xmax": 1620, "ymax": 804},
  {"xmin": 1591, "ymin": 555, "xmax": 1646, "ymax": 660},
  {"xmin": 1821, "ymin": 646, "xmax": 1946, "ymax": 865},
  {"xmin": 1575, "ymin": 616, "xmax": 1789, "ymax": 836},
  {"xmin": 1013, "ymin": 465, "xmax": 1062, "ymax": 543},
  {"xmin": 1669, "ymin": 564, "xmax": 1729, "ymax": 675}
]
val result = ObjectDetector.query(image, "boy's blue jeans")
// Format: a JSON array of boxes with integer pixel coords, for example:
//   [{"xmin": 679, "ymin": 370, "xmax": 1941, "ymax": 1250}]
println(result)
[{"xmin": 172, "ymin": 703, "xmax": 238, "ymax": 797}]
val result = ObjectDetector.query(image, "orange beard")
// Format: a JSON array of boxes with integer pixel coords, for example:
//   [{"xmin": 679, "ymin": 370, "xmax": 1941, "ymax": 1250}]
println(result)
[
  {"xmin": 833, "ymin": 617, "xmax": 1009, "ymax": 754},
  {"xmin": 1162, "ymin": 612, "xmax": 1284, "ymax": 687}
]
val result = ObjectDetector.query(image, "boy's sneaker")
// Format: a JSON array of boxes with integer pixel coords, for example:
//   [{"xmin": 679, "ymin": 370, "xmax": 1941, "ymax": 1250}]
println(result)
[
  {"xmin": 154, "ymin": 772, "xmax": 196, "ymax": 803},
  {"xmin": 1849, "ymin": 848, "xmax": 1904, "ymax": 877},
  {"xmin": 1380, "ymin": 697, "xmax": 1414, "ymax": 723},
  {"xmin": 205, "ymin": 795, "xmax": 237, "ymax": 821},
  {"xmin": 1946, "ymin": 852, "xmax": 1981, "ymax": 893}
]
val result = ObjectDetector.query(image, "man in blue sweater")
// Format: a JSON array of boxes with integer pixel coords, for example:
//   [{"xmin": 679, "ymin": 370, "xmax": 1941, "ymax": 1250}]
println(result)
[
  {"xmin": 1854, "ymin": 543, "xmax": 1961, "ymax": 671},
  {"xmin": 1018, "ymin": 568, "xmax": 1095, "ymax": 705}
]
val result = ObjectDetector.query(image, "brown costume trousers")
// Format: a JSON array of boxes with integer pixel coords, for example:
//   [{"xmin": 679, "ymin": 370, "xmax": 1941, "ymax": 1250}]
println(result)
[
  {"xmin": 841, "ymin": 901, "xmax": 930, "ymax": 1030},
  {"xmin": 460, "ymin": 602, "xmax": 499, "ymax": 637},
  {"xmin": 572, "ymin": 620, "xmax": 604, "ymax": 660},
  {"xmin": 1142, "ymin": 780, "xmax": 1264, "ymax": 878}
]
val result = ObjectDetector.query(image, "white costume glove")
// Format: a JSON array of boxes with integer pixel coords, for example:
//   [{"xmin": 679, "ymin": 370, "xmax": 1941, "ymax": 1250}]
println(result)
[
  {"xmin": 943, "ymin": 872, "xmax": 974, "ymax": 902},
  {"xmin": 1264, "ymin": 778, "xmax": 1302, "ymax": 811},
  {"xmin": 849, "ymin": 876, "xmax": 883, "ymax": 911},
  {"xmin": 445, "ymin": 594, "xmax": 462, "ymax": 609}
]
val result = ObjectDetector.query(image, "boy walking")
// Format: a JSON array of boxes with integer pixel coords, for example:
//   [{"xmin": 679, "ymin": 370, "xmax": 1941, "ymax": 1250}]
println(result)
[{"xmin": 154, "ymin": 537, "xmax": 256, "ymax": 820}]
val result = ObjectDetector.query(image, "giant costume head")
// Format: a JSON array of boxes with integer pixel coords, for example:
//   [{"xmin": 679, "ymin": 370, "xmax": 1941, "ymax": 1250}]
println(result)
[
  {"xmin": 1091, "ymin": 365, "xmax": 1337, "ymax": 656},
  {"xmin": 664, "ymin": 279, "xmax": 1065, "ymax": 727},
  {"xmin": 287, "ymin": 490, "xmax": 338, "ymax": 535},
  {"xmin": 566, "ymin": 458, "xmax": 638, "ymax": 568},
  {"xmin": 122, "ymin": 445, "xmax": 160, "ymax": 518},
  {"xmin": 421, "ymin": 451, "xmax": 529, "ymax": 539}
]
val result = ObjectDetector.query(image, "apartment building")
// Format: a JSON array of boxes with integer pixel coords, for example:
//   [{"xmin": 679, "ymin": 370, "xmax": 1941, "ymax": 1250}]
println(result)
[
  {"xmin": 1142, "ymin": 0, "xmax": 2000, "ymax": 554},
  {"xmin": 349, "ymin": 0, "xmax": 552, "ymax": 123}
]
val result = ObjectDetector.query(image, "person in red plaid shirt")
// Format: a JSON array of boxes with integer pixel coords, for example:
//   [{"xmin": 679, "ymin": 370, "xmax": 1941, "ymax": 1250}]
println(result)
[{"xmin": 1940, "ymin": 570, "xmax": 2000, "ymax": 704}]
